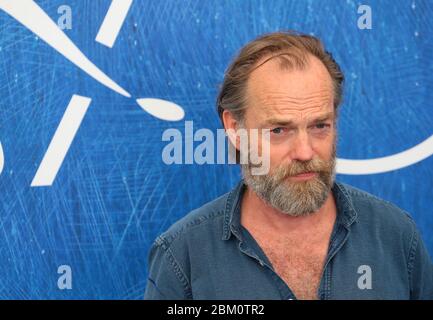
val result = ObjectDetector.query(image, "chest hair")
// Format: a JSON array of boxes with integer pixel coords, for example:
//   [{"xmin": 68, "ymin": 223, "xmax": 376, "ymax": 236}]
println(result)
[{"xmin": 255, "ymin": 235, "xmax": 330, "ymax": 300}]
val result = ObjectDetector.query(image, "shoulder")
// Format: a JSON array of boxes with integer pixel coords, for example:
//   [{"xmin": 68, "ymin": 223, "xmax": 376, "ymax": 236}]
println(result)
[
  {"xmin": 337, "ymin": 181, "xmax": 417, "ymax": 237},
  {"xmin": 154, "ymin": 189, "xmax": 231, "ymax": 249}
]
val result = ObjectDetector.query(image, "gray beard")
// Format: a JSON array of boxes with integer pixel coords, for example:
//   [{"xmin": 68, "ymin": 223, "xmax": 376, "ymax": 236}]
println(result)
[{"xmin": 241, "ymin": 151, "xmax": 336, "ymax": 217}]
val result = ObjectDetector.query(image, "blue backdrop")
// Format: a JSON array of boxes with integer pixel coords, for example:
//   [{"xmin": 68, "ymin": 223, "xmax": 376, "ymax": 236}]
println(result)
[{"xmin": 0, "ymin": 0, "xmax": 431, "ymax": 299}]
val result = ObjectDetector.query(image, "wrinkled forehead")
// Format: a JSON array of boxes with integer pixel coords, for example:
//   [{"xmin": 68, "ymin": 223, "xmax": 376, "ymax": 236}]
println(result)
[{"xmin": 245, "ymin": 54, "xmax": 334, "ymax": 121}]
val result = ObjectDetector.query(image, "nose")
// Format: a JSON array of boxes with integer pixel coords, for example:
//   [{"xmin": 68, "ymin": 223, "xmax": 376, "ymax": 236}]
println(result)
[{"xmin": 290, "ymin": 130, "xmax": 314, "ymax": 162}]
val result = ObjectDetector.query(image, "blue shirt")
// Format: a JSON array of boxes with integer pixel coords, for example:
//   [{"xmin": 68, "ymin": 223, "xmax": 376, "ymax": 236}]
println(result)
[{"xmin": 144, "ymin": 180, "xmax": 433, "ymax": 299}]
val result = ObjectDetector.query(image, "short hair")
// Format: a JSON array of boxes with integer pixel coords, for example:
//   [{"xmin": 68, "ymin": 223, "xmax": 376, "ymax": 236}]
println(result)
[{"xmin": 216, "ymin": 31, "xmax": 344, "ymax": 124}]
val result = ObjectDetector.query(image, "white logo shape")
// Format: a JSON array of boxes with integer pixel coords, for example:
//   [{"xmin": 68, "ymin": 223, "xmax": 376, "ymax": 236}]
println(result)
[
  {"xmin": 0, "ymin": 0, "xmax": 184, "ymax": 121},
  {"xmin": 0, "ymin": 141, "xmax": 4, "ymax": 175},
  {"xmin": 0, "ymin": 0, "xmax": 185, "ymax": 187},
  {"xmin": 336, "ymin": 134, "xmax": 433, "ymax": 174}
]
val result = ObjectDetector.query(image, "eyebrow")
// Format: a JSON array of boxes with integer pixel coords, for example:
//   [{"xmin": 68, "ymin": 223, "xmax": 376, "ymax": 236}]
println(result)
[{"xmin": 263, "ymin": 112, "xmax": 335, "ymax": 127}]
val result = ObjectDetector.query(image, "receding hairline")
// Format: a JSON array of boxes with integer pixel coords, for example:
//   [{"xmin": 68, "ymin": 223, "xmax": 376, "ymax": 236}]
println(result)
[
  {"xmin": 251, "ymin": 49, "xmax": 310, "ymax": 73},
  {"xmin": 244, "ymin": 53, "xmax": 335, "ymax": 108},
  {"xmin": 249, "ymin": 51, "xmax": 332, "ymax": 82}
]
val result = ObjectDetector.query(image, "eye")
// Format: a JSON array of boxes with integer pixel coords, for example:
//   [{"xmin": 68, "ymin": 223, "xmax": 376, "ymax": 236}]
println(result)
[
  {"xmin": 271, "ymin": 127, "xmax": 285, "ymax": 134},
  {"xmin": 313, "ymin": 123, "xmax": 331, "ymax": 130},
  {"xmin": 316, "ymin": 123, "xmax": 327, "ymax": 129}
]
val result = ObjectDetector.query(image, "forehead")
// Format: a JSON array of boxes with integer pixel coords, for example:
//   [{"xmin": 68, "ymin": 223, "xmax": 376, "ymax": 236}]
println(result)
[{"xmin": 245, "ymin": 55, "xmax": 334, "ymax": 123}]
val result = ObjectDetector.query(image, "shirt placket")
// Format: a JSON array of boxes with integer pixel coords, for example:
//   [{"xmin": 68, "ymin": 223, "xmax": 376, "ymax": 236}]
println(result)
[{"xmin": 234, "ymin": 226, "xmax": 298, "ymax": 300}]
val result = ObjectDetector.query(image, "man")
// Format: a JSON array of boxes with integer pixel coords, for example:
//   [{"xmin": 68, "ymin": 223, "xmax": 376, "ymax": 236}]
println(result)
[{"xmin": 144, "ymin": 31, "xmax": 433, "ymax": 299}]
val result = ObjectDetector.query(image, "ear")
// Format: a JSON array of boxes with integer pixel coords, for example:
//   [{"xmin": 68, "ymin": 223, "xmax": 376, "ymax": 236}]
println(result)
[{"xmin": 222, "ymin": 110, "xmax": 241, "ymax": 151}]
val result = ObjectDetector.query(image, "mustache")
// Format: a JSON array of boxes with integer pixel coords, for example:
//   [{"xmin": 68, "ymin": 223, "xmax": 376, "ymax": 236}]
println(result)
[{"xmin": 273, "ymin": 157, "xmax": 334, "ymax": 180}]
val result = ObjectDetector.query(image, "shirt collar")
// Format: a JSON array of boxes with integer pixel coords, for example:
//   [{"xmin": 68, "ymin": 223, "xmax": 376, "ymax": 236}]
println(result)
[{"xmin": 222, "ymin": 179, "xmax": 359, "ymax": 241}]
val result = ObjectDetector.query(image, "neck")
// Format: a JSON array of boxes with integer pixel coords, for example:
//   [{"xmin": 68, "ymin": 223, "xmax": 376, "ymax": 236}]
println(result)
[{"xmin": 241, "ymin": 185, "xmax": 337, "ymax": 235}]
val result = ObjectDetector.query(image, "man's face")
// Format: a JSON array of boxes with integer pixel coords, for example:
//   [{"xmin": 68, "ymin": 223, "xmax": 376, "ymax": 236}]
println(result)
[{"xmin": 240, "ymin": 55, "xmax": 337, "ymax": 216}]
